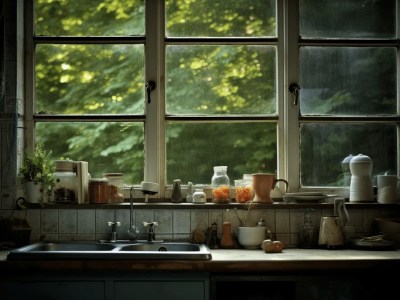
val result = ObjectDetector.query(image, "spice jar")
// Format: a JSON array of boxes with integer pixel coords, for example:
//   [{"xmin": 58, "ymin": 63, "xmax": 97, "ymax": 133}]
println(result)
[
  {"xmin": 103, "ymin": 173, "xmax": 124, "ymax": 203},
  {"xmin": 89, "ymin": 178, "xmax": 109, "ymax": 204},
  {"xmin": 211, "ymin": 166, "xmax": 231, "ymax": 203}
]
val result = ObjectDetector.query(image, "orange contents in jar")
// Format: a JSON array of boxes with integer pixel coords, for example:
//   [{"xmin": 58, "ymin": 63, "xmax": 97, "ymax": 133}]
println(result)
[
  {"xmin": 212, "ymin": 185, "xmax": 231, "ymax": 203},
  {"xmin": 235, "ymin": 186, "xmax": 254, "ymax": 203}
]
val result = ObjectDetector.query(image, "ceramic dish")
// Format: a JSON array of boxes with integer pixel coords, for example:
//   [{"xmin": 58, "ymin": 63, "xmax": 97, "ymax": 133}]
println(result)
[{"xmin": 282, "ymin": 193, "xmax": 338, "ymax": 203}]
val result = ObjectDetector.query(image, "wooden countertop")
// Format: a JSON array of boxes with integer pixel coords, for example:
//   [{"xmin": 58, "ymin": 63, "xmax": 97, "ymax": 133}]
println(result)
[{"xmin": 1, "ymin": 248, "xmax": 400, "ymax": 274}]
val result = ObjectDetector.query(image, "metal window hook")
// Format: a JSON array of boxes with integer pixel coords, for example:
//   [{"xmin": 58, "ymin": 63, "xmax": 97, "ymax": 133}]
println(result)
[
  {"xmin": 289, "ymin": 83, "xmax": 301, "ymax": 106},
  {"xmin": 145, "ymin": 81, "xmax": 156, "ymax": 104}
]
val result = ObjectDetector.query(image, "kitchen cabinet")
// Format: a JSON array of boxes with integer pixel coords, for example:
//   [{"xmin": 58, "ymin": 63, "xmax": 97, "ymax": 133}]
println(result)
[
  {"xmin": 2, "ymin": 281, "xmax": 105, "ymax": 300},
  {"xmin": 0, "ymin": 271, "xmax": 209, "ymax": 300},
  {"xmin": 211, "ymin": 274, "xmax": 398, "ymax": 300}
]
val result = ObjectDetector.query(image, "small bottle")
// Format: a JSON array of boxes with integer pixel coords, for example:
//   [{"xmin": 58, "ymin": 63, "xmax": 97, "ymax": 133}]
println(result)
[
  {"xmin": 193, "ymin": 188, "xmax": 206, "ymax": 203},
  {"xmin": 208, "ymin": 220, "xmax": 219, "ymax": 249},
  {"xmin": 299, "ymin": 209, "xmax": 317, "ymax": 249},
  {"xmin": 220, "ymin": 221, "xmax": 235, "ymax": 249},
  {"xmin": 211, "ymin": 166, "xmax": 231, "ymax": 203},
  {"xmin": 171, "ymin": 179, "xmax": 183, "ymax": 203}
]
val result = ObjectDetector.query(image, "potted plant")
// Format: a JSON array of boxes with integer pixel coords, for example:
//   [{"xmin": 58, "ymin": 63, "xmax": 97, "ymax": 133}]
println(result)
[{"xmin": 18, "ymin": 144, "xmax": 56, "ymax": 204}]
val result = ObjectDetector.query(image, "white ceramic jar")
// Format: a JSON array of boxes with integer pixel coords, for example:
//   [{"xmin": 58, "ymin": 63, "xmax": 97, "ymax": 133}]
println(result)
[{"xmin": 193, "ymin": 189, "xmax": 206, "ymax": 203}]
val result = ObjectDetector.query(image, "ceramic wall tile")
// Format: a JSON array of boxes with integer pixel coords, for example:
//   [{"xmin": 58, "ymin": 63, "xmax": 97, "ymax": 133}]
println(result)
[
  {"xmin": 191, "ymin": 209, "xmax": 209, "ymax": 233},
  {"xmin": 96, "ymin": 209, "xmax": 116, "ymax": 234},
  {"xmin": 116, "ymin": 208, "xmax": 131, "ymax": 234},
  {"xmin": 173, "ymin": 209, "xmax": 190, "ymax": 234},
  {"xmin": 41, "ymin": 209, "xmax": 58, "ymax": 233},
  {"xmin": 59, "ymin": 209, "xmax": 77, "ymax": 234},
  {"xmin": 290, "ymin": 209, "xmax": 305, "ymax": 234},
  {"xmin": 275, "ymin": 209, "xmax": 289, "ymax": 234},
  {"xmin": 77, "ymin": 209, "xmax": 95, "ymax": 233},
  {"xmin": 155, "ymin": 209, "xmax": 172, "ymax": 234}
]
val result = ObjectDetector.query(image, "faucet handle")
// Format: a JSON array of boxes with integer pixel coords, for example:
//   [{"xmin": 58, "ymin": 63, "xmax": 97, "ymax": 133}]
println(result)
[
  {"xmin": 143, "ymin": 221, "xmax": 158, "ymax": 227},
  {"xmin": 108, "ymin": 221, "xmax": 121, "ymax": 228}
]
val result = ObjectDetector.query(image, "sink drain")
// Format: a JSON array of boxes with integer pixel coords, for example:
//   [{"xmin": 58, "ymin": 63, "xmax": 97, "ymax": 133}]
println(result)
[{"xmin": 158, "ymin": 247, "xmax": 167, "ymax": 252}]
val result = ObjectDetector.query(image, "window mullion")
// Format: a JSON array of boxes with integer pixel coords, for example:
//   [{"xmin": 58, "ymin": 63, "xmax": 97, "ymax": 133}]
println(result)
[
  {"xmin": 284, "ymin": 0, "xmax": 300, "ymax": 192},
  {"xmin": 145, "ymin": 0, "xmax": 165, "ymax": 197}
]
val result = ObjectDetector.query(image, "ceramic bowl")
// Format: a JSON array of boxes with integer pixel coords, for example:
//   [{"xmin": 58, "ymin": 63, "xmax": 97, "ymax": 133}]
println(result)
[{"xmin": 236, "ymin": 226, "xmax": 266, "ymax": 249}]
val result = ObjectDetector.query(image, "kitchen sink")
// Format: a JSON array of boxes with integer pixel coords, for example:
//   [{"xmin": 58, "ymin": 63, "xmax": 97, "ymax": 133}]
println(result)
[{"xmin": 6, "ymin": 241, "xmax": 212, "ymax": 260}]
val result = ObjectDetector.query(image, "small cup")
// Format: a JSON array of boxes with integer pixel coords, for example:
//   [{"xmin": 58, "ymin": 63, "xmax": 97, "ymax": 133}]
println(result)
[{"xmin": 236, "ymin": 226, "xmax": 266, "ymax": 249}]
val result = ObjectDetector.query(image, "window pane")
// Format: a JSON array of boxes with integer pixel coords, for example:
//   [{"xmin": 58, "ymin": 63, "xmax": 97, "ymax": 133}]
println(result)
[
  {"xmin": 299, "ymin": 47, "xmax": 396, "ymax": 115},
  {"xmin": 300, "ymin": 124, "xmax": 397, "ymax": 187},
  {"xmin": 36, "ymin": 122, "xmax": 144, "ymax": 183},
  {"xmin": 166, "ymin": 0, "xmax": 276, "ymax": 37},
  {"xmin": 35, "ymin": 0, "xmax": 145, "ymax": 36},
  {"xmin": 299, "ymin": 0, "xmax": 396, "ymax": 39},
  {"xmin": 166, "ymin": 123, "xmax": 277, "ymax": 184},
  {"xmin": 35, "ymin": 44, "xmax": 145, "ymax": 114},
  {"xmin": 166, "ymin": 45, "xmax": 276, "ymax": 115}
]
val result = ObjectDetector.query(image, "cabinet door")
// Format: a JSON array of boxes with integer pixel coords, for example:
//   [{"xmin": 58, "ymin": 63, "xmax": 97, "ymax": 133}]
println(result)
[
  {"xmin": 3, "ymin": 281, "xmax": 105, "ymax": 300},
  {"xmin": 115, "ymin": 281, "xmax": 207, "ymax": 300}
]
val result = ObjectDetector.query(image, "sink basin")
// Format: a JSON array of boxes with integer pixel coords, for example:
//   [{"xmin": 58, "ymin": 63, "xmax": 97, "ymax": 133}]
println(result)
[
  {"xmin": 6, "ymin": 241, "xmax": 212, "ymax": 260},
  {"xmin": 120, "ymin": 243, "xmax": 202, "ymax": 252}
]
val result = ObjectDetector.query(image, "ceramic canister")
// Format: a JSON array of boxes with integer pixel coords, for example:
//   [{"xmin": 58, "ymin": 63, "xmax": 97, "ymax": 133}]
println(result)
[{"xmin": 349, "ymin": 154, "xmax": 374, "ymax": 202}]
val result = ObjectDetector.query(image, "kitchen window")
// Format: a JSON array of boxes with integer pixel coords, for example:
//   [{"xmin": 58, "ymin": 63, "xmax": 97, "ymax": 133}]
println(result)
[{"xmin": 26, "ymin": 0, "xmax": 399, "ymax": 199}]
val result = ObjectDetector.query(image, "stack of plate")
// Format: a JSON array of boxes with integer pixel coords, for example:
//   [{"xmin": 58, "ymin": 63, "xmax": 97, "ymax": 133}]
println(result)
[{"xmin": 282, "ymin": 192, "xmax": 337, "ymax": 203}]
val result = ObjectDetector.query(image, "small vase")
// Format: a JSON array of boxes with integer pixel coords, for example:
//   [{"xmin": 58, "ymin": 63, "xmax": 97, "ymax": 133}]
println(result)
[{"xmin": 26, "ymin": 182, "xmax": 42, "ymax": 203}]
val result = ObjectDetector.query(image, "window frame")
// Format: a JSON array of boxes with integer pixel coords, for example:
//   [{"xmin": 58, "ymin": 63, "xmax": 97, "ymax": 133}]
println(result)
[{"xmin": 24, "ymin": 0, "xmax": 400, "ymax": 200}]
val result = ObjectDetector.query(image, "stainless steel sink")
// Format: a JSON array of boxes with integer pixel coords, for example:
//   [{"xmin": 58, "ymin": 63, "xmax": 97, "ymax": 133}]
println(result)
[{"xmin": 6, "ymin": 241, "xmax": 212, "ymax": 260}]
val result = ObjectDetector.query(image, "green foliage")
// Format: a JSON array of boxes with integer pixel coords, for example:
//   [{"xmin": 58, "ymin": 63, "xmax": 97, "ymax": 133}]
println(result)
[{"xmin": 18, "ymin": 144, "xmax": 56, "ymax": 191}]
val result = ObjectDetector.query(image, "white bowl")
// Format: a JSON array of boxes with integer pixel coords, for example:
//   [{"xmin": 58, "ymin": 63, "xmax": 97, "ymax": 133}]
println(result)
[{"xmin": 236, "ymin": 226, "xmax": 266, "ymax": 249}]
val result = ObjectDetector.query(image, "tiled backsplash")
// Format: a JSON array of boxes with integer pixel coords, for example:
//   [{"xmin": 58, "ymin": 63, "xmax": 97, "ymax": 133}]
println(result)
[{"xmin": 1, "ymin": 205, "xmax": 398, "ymax": 248}]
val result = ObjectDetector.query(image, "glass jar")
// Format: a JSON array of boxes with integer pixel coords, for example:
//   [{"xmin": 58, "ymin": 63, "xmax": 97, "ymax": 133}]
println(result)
[
  {"xmin": 193, "ymin": 189, "xmax": 206, "ymax": 203},
  {"xmin": 103, "ymin": 173, "xmax": 124, "ymax": 203},
  {"xmin": 234, "ymin": 178, "xmax": 254, "ymax": 203},
  {"xmin": 53, "ymin": 160, "xmax": 77, "ymax": 203},
  {"xmin": 211, "ymin": 166, "xmax": 231, "ymax": 203},
  {"xmin": 89, "ymin": 178, "xmax": 109, "ymax": 204}
]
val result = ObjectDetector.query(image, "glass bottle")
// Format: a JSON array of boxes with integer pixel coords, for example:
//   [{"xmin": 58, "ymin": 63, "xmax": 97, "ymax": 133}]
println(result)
[
  {"xmin": 299, "ymin": 209, "xmax": 317, "ymax": 249},
  {"xmin": 211, "ymin": 166, "xmax": 231, "ymax": 203}
]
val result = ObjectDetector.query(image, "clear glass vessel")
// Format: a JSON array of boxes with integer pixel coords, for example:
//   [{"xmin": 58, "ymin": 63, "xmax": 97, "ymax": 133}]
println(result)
[{"xmin": 211, "ymin": 166, "xmax": 231, "ymax": 203}]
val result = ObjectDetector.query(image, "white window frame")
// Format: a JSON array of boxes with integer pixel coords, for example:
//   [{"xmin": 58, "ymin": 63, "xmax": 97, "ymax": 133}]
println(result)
[{"xmin": 24, "ymin": 0, "xmax": 399, "ymax": 199}]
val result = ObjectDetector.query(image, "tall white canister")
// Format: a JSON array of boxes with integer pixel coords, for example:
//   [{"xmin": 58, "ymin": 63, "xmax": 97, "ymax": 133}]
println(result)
[{"xmin": 349, "ymin": 154, "xmax": 374, "ymax": 202}]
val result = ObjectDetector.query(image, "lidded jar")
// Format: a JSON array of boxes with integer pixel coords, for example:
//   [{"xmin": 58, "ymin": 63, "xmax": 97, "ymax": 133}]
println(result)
[
  {"xmin": 89, "ymin": 178, "xmax": 109, "ymax": 204},
  {"xmin": 53, "ymin": 160, "xmax": 77, "ymax": 203},
  {"xmin": 193, "ymin": 189, "xmax": 206, "ymax": 203},
  {"xmin": 103, "ymin": 173, "xmax": 124, "ymax": 203},
  {"xmin": 349, "ymin": 154, "xmax": 374, "ymax": 202},
  {"xmin": 211, "ymin": 166, "xmax": 231, "ymax": 203}
]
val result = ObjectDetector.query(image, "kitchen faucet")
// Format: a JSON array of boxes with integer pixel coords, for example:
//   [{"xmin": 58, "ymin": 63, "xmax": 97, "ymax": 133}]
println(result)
[{"xmin": 107, "ymin": 221, "xmax": 121, "ymax": 242}]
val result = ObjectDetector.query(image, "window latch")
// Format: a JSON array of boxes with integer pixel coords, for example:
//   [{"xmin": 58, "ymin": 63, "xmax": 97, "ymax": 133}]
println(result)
[
  {"xmin": 289, "ymin": 83, "xmax": 301, "ymax": 106},
  {"xmin": 145, "ymin": 81, "xmax": 156, "ymax": 104}
]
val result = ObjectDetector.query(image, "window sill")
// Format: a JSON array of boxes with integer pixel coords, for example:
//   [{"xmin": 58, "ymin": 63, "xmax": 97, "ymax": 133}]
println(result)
[{"xmin": 26, "ymin": 201, "xmax": 399, "ymax": 209}]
